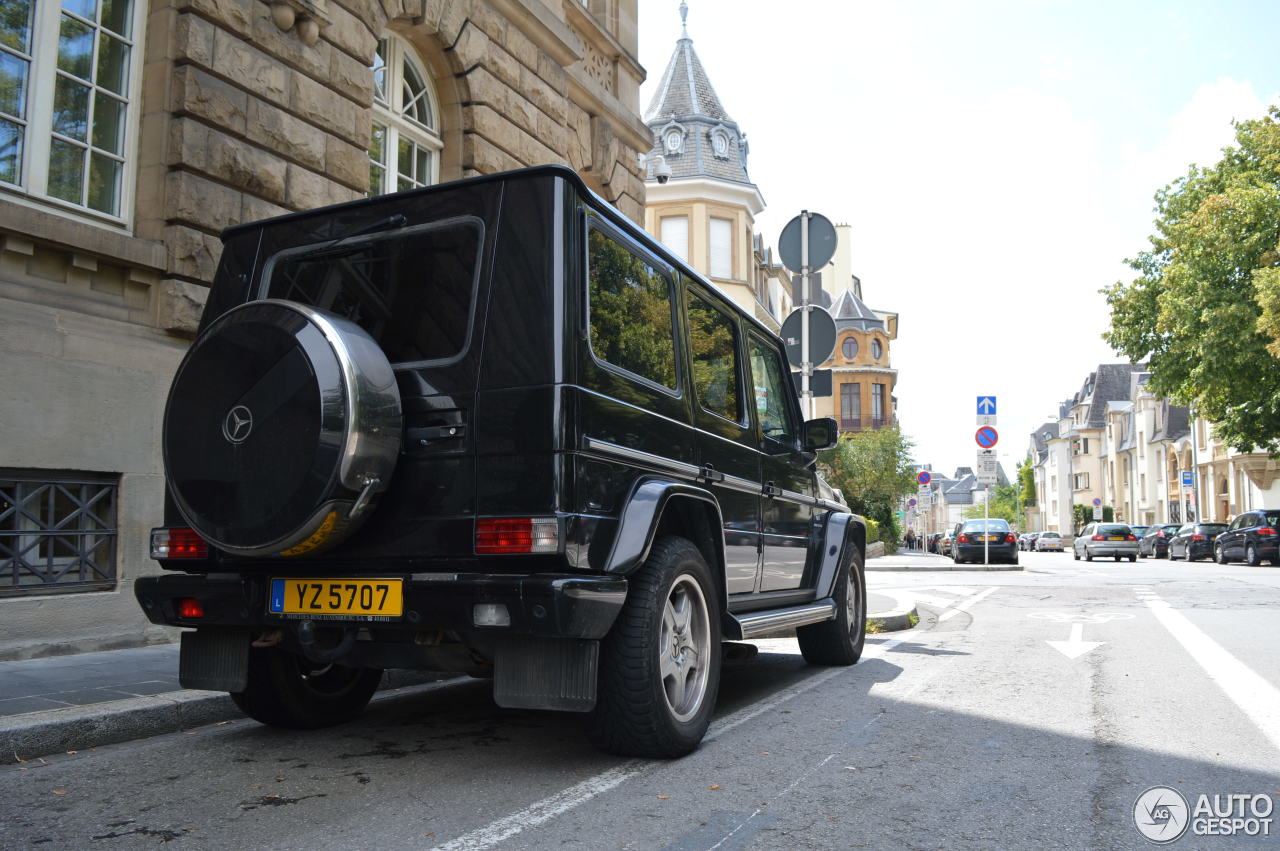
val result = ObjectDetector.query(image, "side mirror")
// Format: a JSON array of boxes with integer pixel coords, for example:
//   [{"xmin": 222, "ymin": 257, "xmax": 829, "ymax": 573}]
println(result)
[{"xmin": 803, "ymin": 418, "xmax": 838, "ymax": 451}]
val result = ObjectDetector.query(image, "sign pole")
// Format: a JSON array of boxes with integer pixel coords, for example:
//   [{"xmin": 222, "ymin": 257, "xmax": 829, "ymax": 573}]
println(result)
[
  {"xmin": 984, "ymin": 484, "xmax": 990, "ymax": 565},
  {"xmin": 800, "ymin": 211, "xmax": 812, "ymax": 419}
]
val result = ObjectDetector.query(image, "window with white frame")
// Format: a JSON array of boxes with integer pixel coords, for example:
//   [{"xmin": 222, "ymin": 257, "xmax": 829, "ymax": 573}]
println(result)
[
  {"xmin": 660, "ymin": 215, "xmax": 688, "ymax": 262},
  {"xmin": 1, "ymin": 0, "xmax": 141, "ymax": 218},
  {"xmin": 1073, "ymin": 473, "xmax": 1089, "ymax": 490},
  {"xmin": 709, "ymin": 216, "xmax": 732, "ymax": 278},
  {"xmin": 368, "ymin": 35, "xmax": 441, "ymax": 195}
]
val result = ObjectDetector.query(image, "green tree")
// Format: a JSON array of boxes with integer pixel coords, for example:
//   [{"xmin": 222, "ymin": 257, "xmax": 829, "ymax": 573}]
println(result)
[
  {"xmin": 1103, "ymin": 106, "xmax": 1280, "ymax": 455},
  {"xmin": 819, "ymin": 424, "xmax": 917, "ymax": 549},
  {"xmin": 1017, "ymin": 457, "xmax": 1036, "ymax": 507},
  {"xmin": 964, "ymin": 485, "xmax": 1021, "ymax": 525},
  {"xmin": 1071, "ymin": 504, "xmax": 1114, "ymax": 535}
]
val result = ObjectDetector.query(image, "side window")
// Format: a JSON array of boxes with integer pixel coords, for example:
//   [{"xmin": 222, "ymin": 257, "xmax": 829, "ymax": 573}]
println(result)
[
  {"xmin": 687, "ymin": 291, "xmax": 740, "ymax": 422},
  {"xmin": 587, "ymin": 226, "xmax": 677, "ymax": 389},
  {"xmin": 747, "ymin": 334, "xmax": 798, "ymax": 444}
]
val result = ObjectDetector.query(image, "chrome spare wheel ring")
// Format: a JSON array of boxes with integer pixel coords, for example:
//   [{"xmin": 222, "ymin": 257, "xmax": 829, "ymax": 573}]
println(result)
[{"xmin": 659, "ymin": 573, "xmax": 711, "ymax": 723}]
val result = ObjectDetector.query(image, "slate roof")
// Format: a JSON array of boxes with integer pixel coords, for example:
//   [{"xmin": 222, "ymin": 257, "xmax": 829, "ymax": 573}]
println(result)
[
  {"xmin": 830, "ymin": 289, "xmax": 885, "ymax": 332},
  {"xmin": 1152, "ymin": 400, "xmax": 1191, "ymax": 442},
  {"xmin": 643, "ymin": 10, "xmax": 753, "ymax": 186},
  {"xmin": 1030, "ymin": 421, "xmax": 1057, "ymax": 464},
  {"xmin": 1072, "ymin": 363, "xmax": 1147, "ymax": 429}
]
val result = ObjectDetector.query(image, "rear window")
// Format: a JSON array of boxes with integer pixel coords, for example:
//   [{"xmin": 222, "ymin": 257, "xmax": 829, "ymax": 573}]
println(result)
[
  {"xmin": 1041, "ymin": 532, "xmax": 1061, "ymax": 538},
  {"xmin": 1198, "ymin": 524, "xmax": 1227, "ymax": 533},
  {"xmin": 263, "ymin": 218, "xmax": 483, "ymax": 366},
  {"xmin": 1262, "ymin": 512, "xmax": 1280, "ymax": 527},
  {"xmin": 961, "ymin": 519, "xmax": 1010, "ymax": 532},
  {"xmin": 1097, "ymin": 524, "xmax": 1130, "ymax": 535}
]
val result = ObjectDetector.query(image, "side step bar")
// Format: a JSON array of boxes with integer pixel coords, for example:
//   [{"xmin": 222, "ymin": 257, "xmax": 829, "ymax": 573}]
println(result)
[{"xmin": 724, "ymin": 599, "xmax": 837, "ymax": 640}]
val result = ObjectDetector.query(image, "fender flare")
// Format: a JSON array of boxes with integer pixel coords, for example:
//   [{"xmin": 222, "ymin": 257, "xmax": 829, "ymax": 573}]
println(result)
[
  {"xmin": 813, "ymin": 511, "xmax": 867, "ymax": 600},
  {"xmin": 601, "ymin": 477, "xmax": 725, "ymax": 578}
]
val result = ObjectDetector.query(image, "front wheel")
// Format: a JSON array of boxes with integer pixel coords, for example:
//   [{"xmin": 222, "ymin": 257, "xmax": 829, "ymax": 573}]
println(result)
[
  {"xmin": 1216, "ymin": 546, "xmax": 1228, "ymax": 565},
  {"xmin": 231, "ymin": 647, "xmax": 382, "ymax": 729},
  {"xmin": 798, "ymin": 548, "xmax": 867, "ymax": 666},
  {"xmin": 588, "ymin": 536, "xmax": 721, "ymax": 758},
  {"xmin": 1246, "ymin": 544, "xmax": 1261, "ymax": 567}
]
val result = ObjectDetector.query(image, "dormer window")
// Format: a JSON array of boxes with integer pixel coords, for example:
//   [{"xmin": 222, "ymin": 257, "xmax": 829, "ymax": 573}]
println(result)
[
  {"xmin": 709, "ymin": 127, "xmax": 731, "ymax": 159},
  {"xmin": 660, "ymin": 122, "xmax": 685, "ymax": 156}
]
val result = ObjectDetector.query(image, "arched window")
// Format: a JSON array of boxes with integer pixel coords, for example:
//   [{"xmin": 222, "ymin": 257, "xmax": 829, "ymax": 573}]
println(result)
[
  {"xmin": 841, "ymin": 337, "xmax": 857, "ymax": 360},
  {"xmin": 871, "ymin": 338, "xmax": 883, "ymax": 360},
  {"xmin": 368, "ymin": 35, "xmax": 441, "ymax": 195}
]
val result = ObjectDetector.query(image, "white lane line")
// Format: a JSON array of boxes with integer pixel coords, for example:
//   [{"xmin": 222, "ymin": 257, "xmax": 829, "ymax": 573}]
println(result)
[
  {"xmin": 1142, "ymin": 595, "xmax": 1280, "ymax": 755},
  {"xmin": 938, "ymin": 586, "xmax": 999, "ymax": 622},
  {"xmin": 432, "ymin": 633, "xmax": 912, "ymax": 851}
]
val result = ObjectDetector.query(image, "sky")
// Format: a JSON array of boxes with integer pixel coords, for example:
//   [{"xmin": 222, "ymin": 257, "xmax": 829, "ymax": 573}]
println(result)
[{"xmin": 636, "ymin": 0, "xmax": 1280, "ymax": 479}]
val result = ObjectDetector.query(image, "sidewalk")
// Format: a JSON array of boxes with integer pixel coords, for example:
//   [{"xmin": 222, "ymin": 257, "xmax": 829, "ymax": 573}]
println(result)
[
  {"xmin": 2, "ymin": 591, "xmax": 917, "ymax": 763},
  {"xmin": 867, "ymin": 548, "xmax": 1024, "ymax": 572}
]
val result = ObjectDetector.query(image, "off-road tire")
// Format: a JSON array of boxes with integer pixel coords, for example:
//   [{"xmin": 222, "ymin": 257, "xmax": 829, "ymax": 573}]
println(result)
[
  {"xmin": 232, "ymin": 647, "xmax": 382, "ymax": 729},
  {"xmin": 588, "ymin": 536, "xmax": 721, "ymax": 758},
  {"xmin": 797, "ymin": 547, "xmax": 866, "ymax": 666}
]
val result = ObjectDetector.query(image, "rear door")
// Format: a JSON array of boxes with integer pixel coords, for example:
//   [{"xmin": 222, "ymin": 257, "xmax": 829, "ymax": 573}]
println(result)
[
  {"xmin": 746, "ymin": 330, "xmax": 817, "ymax": 592},
  {"xmin": 684, "ymin": 285, "xmax": 760, "ymax": 596}
]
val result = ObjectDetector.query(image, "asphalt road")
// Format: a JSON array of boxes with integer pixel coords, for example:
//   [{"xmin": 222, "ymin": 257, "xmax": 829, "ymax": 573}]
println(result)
[{"xmin": 3, "ymin": 551, "xmax": 1279, "ymax": 849}]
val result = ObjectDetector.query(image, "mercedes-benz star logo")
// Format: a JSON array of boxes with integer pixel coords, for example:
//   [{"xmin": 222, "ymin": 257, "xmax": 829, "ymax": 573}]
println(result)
[{"xmin": 222, "ymin": 405, "xmax": 254, "ymax": 444}]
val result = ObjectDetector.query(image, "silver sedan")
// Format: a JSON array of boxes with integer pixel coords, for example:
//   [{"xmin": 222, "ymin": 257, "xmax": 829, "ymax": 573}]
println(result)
[{"xmin": 1072, "ymin": 522, "xmax": 1138, "ymax": 562}]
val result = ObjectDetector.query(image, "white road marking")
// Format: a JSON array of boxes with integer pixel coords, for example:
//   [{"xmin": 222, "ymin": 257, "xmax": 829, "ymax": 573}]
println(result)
[
  {"xmin": 431, "ymin": 633, "xmax": 913, "ymax": 851},
  {"xmin": 1141, "ymin": 594, "xmax": 1280, "ymax": 755},
  {"xmin": 1046, "ymin": 622, "xmax": 1105, "ymax": 659},
  {"xmin": 938, "ymin": 586, "xmax": 999, "ymax": 622}
]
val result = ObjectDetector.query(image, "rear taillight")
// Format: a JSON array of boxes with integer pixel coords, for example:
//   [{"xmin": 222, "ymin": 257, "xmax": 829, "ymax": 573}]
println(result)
[
  {"xmin": 1127, "ymin": 534, "xmax": 1137, "ymax": 541},
  {"xmin": 1192, "ymin": 534, "xmax": 1204, "ymax": 541},
  {"xmin": 1092, "ymin": 534, "xmax": 1104, "ymax": 541},
  {"xmin": 475, "ymin": 517, "xmax": 559, "ymax": 554},
  {"xmin": 1004, "ymin": 534, "xmax": 1016, "ymax": 543},
  {"xmin": 1258, "ymin": 527, "xmax": 1276, "ymax": 536},
  {"xmin": 957, "ymin": 534, "xmax": 970, "ymax": 543},
  {"xmin": 176, "ymin": 598, "xmax": 204, "ymax": 619},
  {"xmin": 150, "ymin": 527, "xmax": 208, "ymax": 559}
]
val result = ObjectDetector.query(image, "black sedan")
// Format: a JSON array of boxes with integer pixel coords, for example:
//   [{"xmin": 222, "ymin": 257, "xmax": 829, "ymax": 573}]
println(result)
[
  {"xmin": 953, "ymin": 519, "xmax": 1018, "ymax": 565},
  {"xmin": 1168, "ymin": 523, "xmax": 1227, "ymax": 561},
  {"xmin": 1215, "ymin": 510, "xmax": 1280, "ymax": 566},
  {"xmin": 1138, "ymin": 524, "xmax": 1182, "ymax": 558}
]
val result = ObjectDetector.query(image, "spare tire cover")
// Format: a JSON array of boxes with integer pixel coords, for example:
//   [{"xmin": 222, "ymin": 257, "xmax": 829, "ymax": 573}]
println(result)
[{"xmin": 164, "ymin": 299, "xmax": 401, "ymax": 557}]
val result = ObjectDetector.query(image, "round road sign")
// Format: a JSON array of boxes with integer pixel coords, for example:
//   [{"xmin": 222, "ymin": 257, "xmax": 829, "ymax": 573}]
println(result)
[
  {"xmin": 975, "ymin": 426, "xmax": 999, "ymax": 448},
  {"xmin": 917, "ymin": 470, "xmax": 931, "ymax": 485},
  {"xmin": 1092, "ymin": 497, "xmax": 1102, "ymax": 507},
  {"xmin": 780, "ymin": 306, "xmax": 837, "ymax": 368},
  {"xmin": 908, "ymin": 498, "xmax": 917, "ymax": 507},
  {"xmin": 778, "ymin": 213, "xmax": 838, "ymax": 273}
]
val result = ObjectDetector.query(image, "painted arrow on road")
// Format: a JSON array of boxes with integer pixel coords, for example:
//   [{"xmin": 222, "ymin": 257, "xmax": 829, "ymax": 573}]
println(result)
[{"xmin": 1046, "ymin": 623, "xmax": 1104, "ymax": 659}]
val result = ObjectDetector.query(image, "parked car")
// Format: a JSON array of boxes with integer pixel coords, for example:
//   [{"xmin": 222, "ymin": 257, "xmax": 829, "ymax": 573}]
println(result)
[
  {"xmin": 953, "ymin": 518, "xmax": 1019, "ymax": 565},
  {"xmin": 1214, "ymin": 509, "xmax": 1280, "ymax": 566},
  {"xmin": 1072, "ymin": 522, "xmax": 1138, "ymax": 562},
  {"xmin": 1035, "ymin": 531, "xmax": 1064, "ymax": 552},
  {"xmin": 1128, "ymin": 525, "xmax": 1150, "ymax": 542},
  {"xmin": 927, "ymin": 533, "xmax": 941, "ymax": 554},
  {"xmin": 940, "ymin": 530, "xmax": 956, "ymax": 556},
  {"xmin": 1138, "ymin": 524, "xmax": 1183, "ymax": 559},
  {"xmin": 134, "ymin": 165, "xmax": 865, "ymax": 759},
  {"xmin": 1168, "ymin": 523, "xmax": 1228, "ymax": 561}
]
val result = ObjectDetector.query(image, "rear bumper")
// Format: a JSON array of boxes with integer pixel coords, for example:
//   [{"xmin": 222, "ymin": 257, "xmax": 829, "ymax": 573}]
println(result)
[
  {"xmin": 954, "ymin": 542, "xmax": 1018, "ymax": 562},
  {"xmin": 1085, "ymin": 543, "xmax": 1138, "ymax": 557},
  {"xmin": 135, "ymin": 571, "xmax": 627, "ymax": 640}
]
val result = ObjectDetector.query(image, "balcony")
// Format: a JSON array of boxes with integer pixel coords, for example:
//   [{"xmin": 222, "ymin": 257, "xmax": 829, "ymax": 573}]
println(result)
[{"xmin": 839, "ymin": 417, "xmax": 889, "ymax": 432}]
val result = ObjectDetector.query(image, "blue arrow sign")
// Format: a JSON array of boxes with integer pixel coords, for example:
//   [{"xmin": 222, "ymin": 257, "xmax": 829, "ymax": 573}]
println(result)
[{"xmin": 976, "ymin": 396, "xmax": 997, "ymax": 415}]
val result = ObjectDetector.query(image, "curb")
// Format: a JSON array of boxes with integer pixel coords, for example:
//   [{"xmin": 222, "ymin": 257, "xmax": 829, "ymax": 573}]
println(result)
[
  {"xmin": 866, "ymin": 606, "xmax": 918, "ymax": 633},
  {"xmin": 867, "ymin": 563, "xmax": 1025, "ymax": 572},
  {"xmin": 1, "ymin": 669, "xmax": 450, "ymax": 765}
]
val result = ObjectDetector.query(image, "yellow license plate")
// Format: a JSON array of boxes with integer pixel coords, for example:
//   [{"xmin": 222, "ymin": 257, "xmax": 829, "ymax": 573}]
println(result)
[
  {"xmin": 1108, "ymin": 536, "xmax": 1124, "ymax": 541},
  {"xmin": 269, "ymin": 578, "xmax": 403, "ymax": 619}
]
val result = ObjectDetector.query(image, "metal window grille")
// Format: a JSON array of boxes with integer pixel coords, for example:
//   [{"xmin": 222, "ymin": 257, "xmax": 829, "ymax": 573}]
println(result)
[{"xmin": 0, "ymin": 471, "xmax": 118, "ymax": 597}]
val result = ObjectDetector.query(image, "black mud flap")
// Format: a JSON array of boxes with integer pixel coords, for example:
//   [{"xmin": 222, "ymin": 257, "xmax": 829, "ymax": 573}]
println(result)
[
  {"xmin": 179, "ymin": 629, "xmax": 250, "ymax": 692},
  {"xmin": 493, "ymin": 637, "xmax": 599, "ymax": 712}
]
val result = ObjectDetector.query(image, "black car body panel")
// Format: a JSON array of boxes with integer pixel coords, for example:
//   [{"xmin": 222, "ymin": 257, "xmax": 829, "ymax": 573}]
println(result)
[
  {"xmin": 1168, "ymin": 523, "xmax": 1227, "ymax": 561},
  {"xmin": 1215, "ymin": 510, "xmax": 1280, "ymax": 564}
]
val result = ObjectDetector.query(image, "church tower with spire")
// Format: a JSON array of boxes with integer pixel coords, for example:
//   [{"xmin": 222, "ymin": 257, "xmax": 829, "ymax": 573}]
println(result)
[{"xmin": 642, "ymin": 2, "xmax": 771, "ymax": 324}]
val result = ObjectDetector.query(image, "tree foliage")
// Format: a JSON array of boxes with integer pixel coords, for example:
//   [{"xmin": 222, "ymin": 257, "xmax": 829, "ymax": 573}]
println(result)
[
  {"xmin": 819, "ymin": 424, "xmax": 917, "ymax": 542},
  {"xmin": 1071, "ymin": 504, "xmax": 1114, "ymax": 535},
  {"xmin": 1017, "ymin": 457, "xmax": 1036, "ymax": 508},
  {"xmin": 964, "ymin": 485, "xmax": 1022, "ymax": 526},
  {"xmin": 1103, "ymin": 106, "xmax": 1280, "ymax": 454}
]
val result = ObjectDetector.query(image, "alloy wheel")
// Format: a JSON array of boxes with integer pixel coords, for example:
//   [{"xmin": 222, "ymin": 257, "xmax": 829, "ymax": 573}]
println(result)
[{"xmin": 659, "ymin": 574, "xmax": 712, "ymax": 723}]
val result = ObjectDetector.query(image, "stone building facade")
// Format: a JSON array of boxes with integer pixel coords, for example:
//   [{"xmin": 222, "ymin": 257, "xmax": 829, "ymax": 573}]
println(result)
[{"xmin": 0, "ymin": 0, "xmax": 648, "ymax": 659}]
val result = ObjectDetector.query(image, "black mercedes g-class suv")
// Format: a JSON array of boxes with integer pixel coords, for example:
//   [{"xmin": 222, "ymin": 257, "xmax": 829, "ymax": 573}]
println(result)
[{"xmin": 137, "ymin": 165, "xmax": 867, "ymax": 758}]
